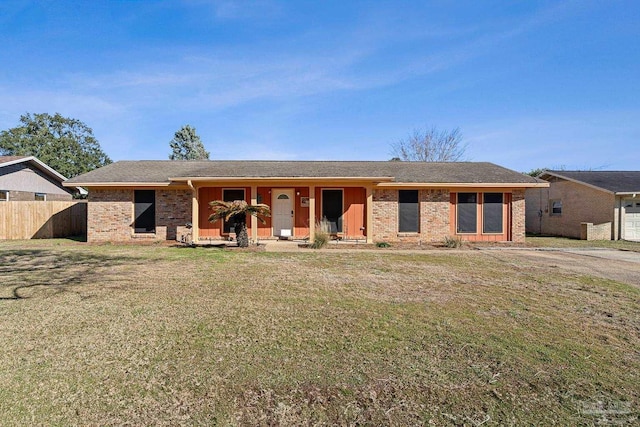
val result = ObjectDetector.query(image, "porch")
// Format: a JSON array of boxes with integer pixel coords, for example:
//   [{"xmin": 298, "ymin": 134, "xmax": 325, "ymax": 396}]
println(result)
[{"xmin": 192, "ymin": 183, "xmax": 373, "ymax": 244}]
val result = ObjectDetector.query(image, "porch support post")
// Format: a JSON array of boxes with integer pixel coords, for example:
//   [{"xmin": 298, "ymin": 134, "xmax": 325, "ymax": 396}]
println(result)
[
  {"xmin": 309, "ymin": 185, "xmax": 316, "ymax": 243},
  {"xmin": 188, "ymin": 180, "xmax": 199, "ymax": 242},
  {"xmin": 251, "ymin": 185, "xmax": 258, "ymax": 243},
  {"xmin": 366, "ymin": 185, "xmax": 373, "ymax": 243}
]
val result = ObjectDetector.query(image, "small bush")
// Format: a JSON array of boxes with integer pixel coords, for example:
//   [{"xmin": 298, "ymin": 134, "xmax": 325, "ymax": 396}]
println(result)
[
  {"xmin": 443, "ymin": 236, "xmax": 463, "ymax": 248},
  {"xmin": 376, "ymin": 242, "xmax": 391, "ymax": 248},
  {"xmin": 310, "ymin": 219, "xmax": 331, "ymax": 249}
]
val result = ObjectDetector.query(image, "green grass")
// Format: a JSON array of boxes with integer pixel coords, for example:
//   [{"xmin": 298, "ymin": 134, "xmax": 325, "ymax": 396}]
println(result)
[{"xmin": 0, "ymin": 239, "xmax": 638, "ymax": 425}]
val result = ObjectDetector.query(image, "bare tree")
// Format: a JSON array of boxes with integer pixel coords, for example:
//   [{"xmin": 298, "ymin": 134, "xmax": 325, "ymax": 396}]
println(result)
[{"xmin": 391, "ymin": 126, "xmax": 467, "ymax": 162}]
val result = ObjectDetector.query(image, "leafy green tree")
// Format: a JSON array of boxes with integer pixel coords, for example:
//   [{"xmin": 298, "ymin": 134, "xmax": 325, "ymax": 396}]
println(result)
[
  {"xmin": 0, "ymin": 113, "xmax": 112, "ymax": 178},
  {"xmin": 169, "ymin": 125, "xmax": 210, "ymax": 160},
  {"xmin": 525, "ymin": 168, "xmax": 548, "ymax": 177},
  {"xmin": 208, "ymin": 200, "xmax": 270, "ymax": 247},
  {"xmin": 391, "ymin": 126, "xmax": 466, "ymax": 162}
]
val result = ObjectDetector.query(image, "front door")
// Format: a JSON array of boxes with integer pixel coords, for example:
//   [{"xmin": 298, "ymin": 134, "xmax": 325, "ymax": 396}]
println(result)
[{"xmin": 272, "ymin": 189, "xmax": 294, "ymax": 237}]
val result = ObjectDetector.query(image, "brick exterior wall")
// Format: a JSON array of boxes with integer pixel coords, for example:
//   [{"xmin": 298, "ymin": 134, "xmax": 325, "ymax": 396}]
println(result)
[
  {"xmin": 7, "ymin": 190, "xmax": 72, "ymax": 201},
  {"xmin": 511, "ymin": 190, "xmax": 526, "ymax": 243},
  {"xmin": 373, "ymin": 189, "xmax": 524, "ymax": 243},
  {"xmin": 88, "ymin": 188, "xmax": 192, "ymax": 242},
  {"xmin": 581, "ymin": 222, "xmax": 612, "ymax": 240},
  {"xmin": 87, "ymin": 186, "xmax": 527, "ymax": 243},
  {"xmin": 155, "ymin": 189, "xmax": 192, "ymax": 240},
  {"xmin": 421, "ymin": 189, "xmax": 451, "ymax": 242},
  {"xmin": 372, "ymin": 189, "xmax": 398, "ymax": 241},
  {"xmin": 525, "ymin": 180, "xmax": 614, "ymax": 239},
  {"xmin": 372, "ymin": 189, "xmax": 451, "ymax": 242},
  {"xmin": 88, "ymin": 189, "xmax": 134, "ymax": 242}
]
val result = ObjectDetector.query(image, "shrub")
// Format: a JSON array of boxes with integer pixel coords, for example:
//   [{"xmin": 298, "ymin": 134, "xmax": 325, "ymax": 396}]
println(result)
[
  {"xmin": 310, "ymin": 219, "xmax": 331, "ymax": 249},
  {"xmin": 443, "ymin": 236, "xmax": 463, "ymax": 248},
  {"xmin": 376, "ymin": 242, "xmax": 391, "ymax": 248}
]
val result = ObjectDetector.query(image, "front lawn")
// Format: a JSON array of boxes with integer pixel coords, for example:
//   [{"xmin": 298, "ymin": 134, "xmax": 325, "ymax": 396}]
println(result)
[{"xmin": 0, "ymin": 240, "xmax": 638, "ymax": 425}]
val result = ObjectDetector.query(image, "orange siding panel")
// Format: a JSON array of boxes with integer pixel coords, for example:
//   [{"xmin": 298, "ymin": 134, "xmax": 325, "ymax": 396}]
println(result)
[
  {"xmin": 257, "ymin": 187, "xmax": 272, "ymax": 237},
  {"xmin": 294, "ymin": 187, "xmax": 310, "ymax": 238},
  {"xmin": 199, "ymin": 187, "xmax": 222, "ymax": 237},
  {"xmin": 343, "ymin": 187, "xmax": 365, "ymax": 237},
  {"xmin": 451, "ymin": 191, "xmax": 511, "ymax": 242}
]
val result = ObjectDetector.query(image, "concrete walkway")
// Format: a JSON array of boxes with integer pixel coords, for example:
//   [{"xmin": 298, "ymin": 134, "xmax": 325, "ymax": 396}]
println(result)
[{"xmin": 263, "ymin": 240, "xmax": 301, "ymax": 252}]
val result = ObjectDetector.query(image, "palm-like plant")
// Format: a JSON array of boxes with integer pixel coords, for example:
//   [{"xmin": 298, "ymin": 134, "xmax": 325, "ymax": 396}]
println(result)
[{"xmin": 208, "ymin": 200, "xmax": 271, "ymax": 247}]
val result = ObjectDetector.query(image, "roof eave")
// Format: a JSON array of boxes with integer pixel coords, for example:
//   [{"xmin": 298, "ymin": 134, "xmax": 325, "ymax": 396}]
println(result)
[
  {"xmin": 62, "ymin": 181, "xmax": 171, "ymax": 188},
  {"xmin": 169, "ymin": 176, "xmax": 397, "ymax": 182},
  {"xmin": 539, "ymin": 171, "xmax": 614, "ymax": 194},
  {"xmin": 377, "ymin": 182, "xmax": 548, "ymax": 188},
  {"xmin": 0, "ymin": 155, "xmax": 68, "ymax": 182}
]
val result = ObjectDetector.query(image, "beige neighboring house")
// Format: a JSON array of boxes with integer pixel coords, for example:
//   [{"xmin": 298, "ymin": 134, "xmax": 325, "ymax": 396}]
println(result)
[
  {"xmin": 64, "ymin": 160, "xmax": 546, "ymax": 244},
  {"xmin": 526, "ymin": 170, "xmax": 640, "ymax": 241},
  {"xmin": 0, "ymin": 156, "xmax": 83, "ymax": 201}
]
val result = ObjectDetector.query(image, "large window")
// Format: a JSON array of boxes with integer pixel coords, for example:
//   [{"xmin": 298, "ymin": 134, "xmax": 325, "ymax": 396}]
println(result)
[
  {"xmin": 398, "ymin": 190, "xmax": 419, "ymax": 232},
  {"xmin": 134, "ymin": 190, "xmax": 156, "ymax": 233},
  {"xmin": 322, "ymin": 189, "xmax": 343, "ymax": 233},
  {"xmin": 457, "ymin": 193, "xmax": 477, "ymax": 233},
  {"xmin": 223, "ymin": 188, "xmax": 245, "ymax": 233},
  {"xmin": 483, "ymin": 193, "xmax": 503, "ymax": 233},
  {"xmin": 0, "ymin": 191, "xmax": 7, "ymax": 201}
]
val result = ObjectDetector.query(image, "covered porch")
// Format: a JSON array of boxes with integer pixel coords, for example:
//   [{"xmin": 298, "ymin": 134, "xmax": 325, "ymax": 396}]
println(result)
[{"xmin": 174, "ymin": 178, "xmax": 381, "ymax": 244}]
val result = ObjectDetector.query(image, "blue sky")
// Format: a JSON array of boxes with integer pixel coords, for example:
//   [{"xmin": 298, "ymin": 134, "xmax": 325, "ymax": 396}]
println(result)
[{"xmin": 0, "ymin": 0, "xmax": 638, "ymax": 172}]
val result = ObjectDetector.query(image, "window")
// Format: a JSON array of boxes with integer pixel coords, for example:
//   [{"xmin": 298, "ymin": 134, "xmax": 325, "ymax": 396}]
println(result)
[
  {"xmin": 134, "ymin": 190, "xmax": 156, "ymax": 233},
  {"xmin": 0, "ymin": 191, "xmax": 7, "ymax": 201},
  {"xmin": 35, "ymin": 193, "xmax": 46, "ymax": 201},
  {"xmin": 457, "ymin": 193, "xmax": 477, "ymax": 233},
  {"xmin": 398, "ymin": 190, "xmax": 419, "ymax": 232},
  {"xmin": 322, "ymin": 189, "xmax": 343, "ymax": 233},
  {"xmin": 223, "ymin": 189, "xmax": 245, "ymax": 233},
  {"xmin": 483, "ymin": 193, "xmax": 503, "ymax": 233},
  {"xmin": 550, "ymin": 199, "xmax": 562, "ymax": 215}
]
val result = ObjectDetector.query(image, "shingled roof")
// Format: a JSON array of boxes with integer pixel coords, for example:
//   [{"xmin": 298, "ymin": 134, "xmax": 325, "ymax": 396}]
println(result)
[
  {"xmin": 64, "ymin": 160, "xmax": 541, "ymax": 186},
  {"xmin": 540, "ymin": 170, "xmax": 640, "ymax": 194}
]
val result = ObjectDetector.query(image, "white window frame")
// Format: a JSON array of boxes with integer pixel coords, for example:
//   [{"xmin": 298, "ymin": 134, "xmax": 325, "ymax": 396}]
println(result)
[{"xmin": 550, "ymin": 199, "xmax": 562, "ymax": 216}]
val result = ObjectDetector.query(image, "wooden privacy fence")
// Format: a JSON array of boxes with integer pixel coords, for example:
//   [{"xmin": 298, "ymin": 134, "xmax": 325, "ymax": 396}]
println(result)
[{"xmin": 0, "ymin": 201, "xmax": 87, "ymax": 240}]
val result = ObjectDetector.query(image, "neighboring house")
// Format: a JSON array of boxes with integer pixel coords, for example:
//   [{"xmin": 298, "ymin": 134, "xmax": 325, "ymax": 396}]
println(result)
[
  {"xmin": 0, "ymin": 156, "xmax": 81, "ymax": 201},
  {"xmin": 63, "ymin": 160, "xmax": 546, "ymax": 244},
  {"xmin": 525, "ymin": 170, "xmax": 640, "ymax": 241}
]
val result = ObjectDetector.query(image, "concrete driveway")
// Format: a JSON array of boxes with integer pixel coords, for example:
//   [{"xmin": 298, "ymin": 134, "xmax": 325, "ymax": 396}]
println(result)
[{"xmin": 480, "ymin": 248, "xmax": 640, "ymax": 287}]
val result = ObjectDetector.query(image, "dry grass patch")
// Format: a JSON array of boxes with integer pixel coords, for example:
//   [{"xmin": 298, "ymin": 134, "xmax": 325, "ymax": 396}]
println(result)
[
  {"xmin": 526, "ymin": 236, "xmax": 640, "ymax": 252},
  {"xmin": 0, "ymin": 240, "xmax": 638, "ymax": 425}
]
